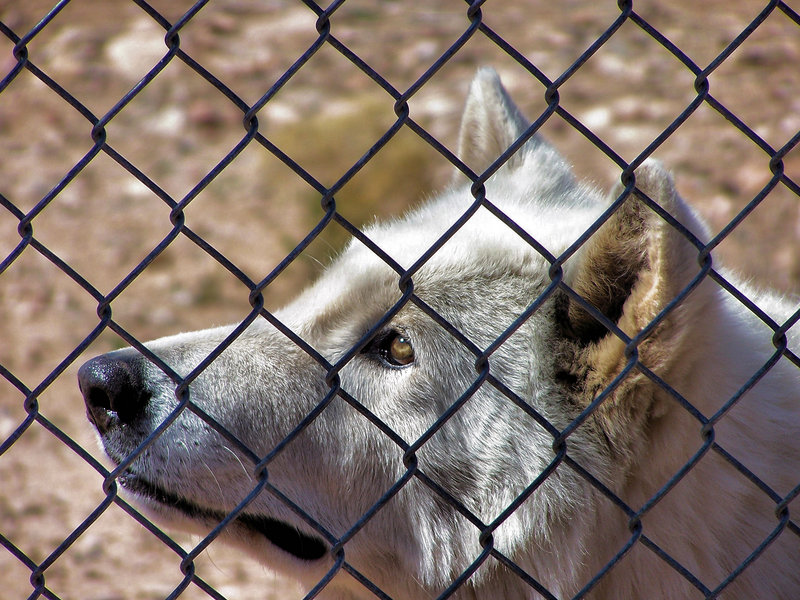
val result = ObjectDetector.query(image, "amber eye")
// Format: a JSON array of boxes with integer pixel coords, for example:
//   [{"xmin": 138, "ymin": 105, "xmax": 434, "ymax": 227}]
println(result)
[
  {"xmin": 387, "ymin": 334, "xmax": 415, "ymax": 366},
  {"xmin": 363, "ymin": 330, "xmax": 416, "ymax": 368}
]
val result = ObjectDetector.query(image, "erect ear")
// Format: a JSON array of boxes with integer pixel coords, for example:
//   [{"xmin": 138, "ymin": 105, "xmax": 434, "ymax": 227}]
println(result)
[
  {"xmin": 455, "ymin": 67, "xmax": 531, "ymax": 176},
  {"xmin": 562, "ymin": 160, "xmax": 712, "ymax": 385}
]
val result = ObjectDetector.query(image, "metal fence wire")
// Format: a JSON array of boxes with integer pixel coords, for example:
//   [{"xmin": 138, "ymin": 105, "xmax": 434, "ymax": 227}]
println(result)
[{"xmin": 2, "ymin": 0, "xmax": 800, "ymax": 598}]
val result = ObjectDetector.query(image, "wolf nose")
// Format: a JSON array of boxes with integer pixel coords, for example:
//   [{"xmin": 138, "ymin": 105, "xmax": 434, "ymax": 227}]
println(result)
[{"xmin": 78, "ymin": 353, "xmax": 149, "ymax": 435}]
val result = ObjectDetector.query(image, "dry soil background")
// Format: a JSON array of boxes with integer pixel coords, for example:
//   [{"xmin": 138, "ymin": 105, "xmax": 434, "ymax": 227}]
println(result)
[{"xmin": 1, "ymin": 0, "xmax": 799, "ymax": 599}]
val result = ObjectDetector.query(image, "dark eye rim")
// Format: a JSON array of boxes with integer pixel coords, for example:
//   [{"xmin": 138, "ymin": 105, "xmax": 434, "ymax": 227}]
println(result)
[{"xmin": 362, "ymin": 329, "xmax": 415, "ymax": 369}]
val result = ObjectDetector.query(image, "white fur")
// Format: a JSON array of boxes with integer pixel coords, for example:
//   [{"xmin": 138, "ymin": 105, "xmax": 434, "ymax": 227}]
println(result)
[{"xmin": 81, "ymin": 68, "xmax": 800, "ymax": 599}]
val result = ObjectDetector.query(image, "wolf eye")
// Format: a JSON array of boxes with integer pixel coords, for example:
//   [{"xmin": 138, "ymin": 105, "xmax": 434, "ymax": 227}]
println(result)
[
  {"xmin": 365, "ymin": 331, "xmax": 414, "ymax": 368},
  {"xmin": 387, "ymin": 334, "xmax": 414, "ymax": 366}
]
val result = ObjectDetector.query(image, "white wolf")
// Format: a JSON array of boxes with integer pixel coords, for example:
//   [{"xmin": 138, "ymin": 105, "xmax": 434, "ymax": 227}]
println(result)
[{"xmin": 79, "ymin": 68, "xmax": 800, "ymax": 599}]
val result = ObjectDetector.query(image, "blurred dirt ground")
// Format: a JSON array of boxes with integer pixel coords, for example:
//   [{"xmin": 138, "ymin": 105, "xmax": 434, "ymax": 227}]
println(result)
[{"xmin": 1, "ymin": 0, "xmax": 799, "ymax": 598}]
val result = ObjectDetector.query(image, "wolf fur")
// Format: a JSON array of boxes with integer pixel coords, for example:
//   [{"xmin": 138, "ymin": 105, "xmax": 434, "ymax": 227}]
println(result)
[{"xmin": 79, "ymin": 68, "xmax": 800, "ymax": 599}]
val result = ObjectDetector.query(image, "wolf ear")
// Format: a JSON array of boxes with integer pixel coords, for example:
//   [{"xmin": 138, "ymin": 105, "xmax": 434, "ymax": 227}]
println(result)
[
  {"xmin": 562, "ymin": 161, "xmax": 711, "ymax": 373},
  {"xmin": 455, "ymin": 67, "xmax": 531, "ymax": 175}
]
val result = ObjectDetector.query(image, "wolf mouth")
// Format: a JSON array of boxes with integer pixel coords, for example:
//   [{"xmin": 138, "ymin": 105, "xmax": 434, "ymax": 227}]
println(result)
[{"xmin": 118, "ymin": 473, "xmax": 328, "ymax": 561}]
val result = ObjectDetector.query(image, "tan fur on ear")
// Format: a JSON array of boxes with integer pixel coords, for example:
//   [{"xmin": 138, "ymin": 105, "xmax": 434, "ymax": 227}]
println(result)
[
  {"xmin": 566, "ymin": 160, "xmax": 714, "ymax": 451},
  {"xmin": 607, "ymin": 160, "xmax": 711, "ymax": 342}
]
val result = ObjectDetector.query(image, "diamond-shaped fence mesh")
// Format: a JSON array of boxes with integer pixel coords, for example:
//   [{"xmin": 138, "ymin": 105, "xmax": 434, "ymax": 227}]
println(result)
[{"xmin": 2, "ymin": 1, "xmax": 800, "ymax": 599}]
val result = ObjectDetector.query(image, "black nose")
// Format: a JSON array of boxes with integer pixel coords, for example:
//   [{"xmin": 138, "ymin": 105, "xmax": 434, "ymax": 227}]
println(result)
[{"xmin": 78, "ymin": 353, "xmax": 149, "ymax": 435}]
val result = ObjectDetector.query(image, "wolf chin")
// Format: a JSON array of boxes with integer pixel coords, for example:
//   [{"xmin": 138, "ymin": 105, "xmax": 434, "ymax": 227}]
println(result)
[{"xmin": 79, "ymin": 68, "xmax": 800, "ymax": 599}]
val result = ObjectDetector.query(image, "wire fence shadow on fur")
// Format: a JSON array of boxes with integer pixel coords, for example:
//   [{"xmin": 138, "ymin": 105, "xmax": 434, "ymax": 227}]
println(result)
[{"xmin": 2, "ymin": 1, "xmax": 800, "ymax": 599}]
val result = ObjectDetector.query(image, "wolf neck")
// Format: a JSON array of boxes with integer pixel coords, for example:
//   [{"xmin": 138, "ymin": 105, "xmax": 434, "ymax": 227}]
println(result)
[{"xmin": 564, "ymin": 281, "xmax": 800, "ymax": 599}]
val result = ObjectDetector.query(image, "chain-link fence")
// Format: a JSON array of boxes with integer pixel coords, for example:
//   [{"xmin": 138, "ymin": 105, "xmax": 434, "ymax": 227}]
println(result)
[{"xmin": 2, "ymin": 1, "xmax": 800, "ymax": 598}]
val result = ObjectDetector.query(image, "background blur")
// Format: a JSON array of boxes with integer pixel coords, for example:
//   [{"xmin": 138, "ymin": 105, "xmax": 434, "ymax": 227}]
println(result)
[{"xmin": 1, "ymin": 1, "xmax": 799, "ymax": 598}]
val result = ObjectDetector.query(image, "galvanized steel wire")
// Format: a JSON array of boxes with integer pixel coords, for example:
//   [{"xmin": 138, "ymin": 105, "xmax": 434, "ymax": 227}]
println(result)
[{"xmin": 1, "ymin": 1, "xmax": 800, "ymax": 599}]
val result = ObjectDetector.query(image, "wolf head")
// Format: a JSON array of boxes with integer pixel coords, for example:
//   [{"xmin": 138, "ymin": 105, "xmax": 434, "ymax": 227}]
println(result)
[{"xmin": 79, "ymin": 68, "xmax": 718, "ymax": 598}]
